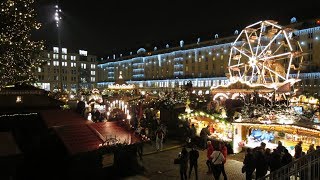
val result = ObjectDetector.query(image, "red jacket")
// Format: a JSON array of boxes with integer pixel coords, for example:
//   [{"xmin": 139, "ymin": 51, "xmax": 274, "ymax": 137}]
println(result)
[
  {"xmin": 207, "ymin": 144, "xmax": 214, "ymax": 160},
  {"xmin": 221, "ymin": 145, "xmax": 227, "ymax": 163}
]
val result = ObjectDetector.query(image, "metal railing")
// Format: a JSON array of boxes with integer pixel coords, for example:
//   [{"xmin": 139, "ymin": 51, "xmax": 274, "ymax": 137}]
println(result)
[{"xmin": 259, "ymin": 149, "xmax": 320, "ymax": 180}]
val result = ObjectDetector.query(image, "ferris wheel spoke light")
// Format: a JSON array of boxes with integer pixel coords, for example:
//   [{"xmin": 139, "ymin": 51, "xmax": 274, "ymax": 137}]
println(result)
[
  {"xmin": 259, "ymin": 52, "xmax": 291, "ymax": 61},
  {"xmin": 245, "ymin": 30, "xmax": 254, "ymax": 54},
  {"xmin": 233, "ymin": 47, "xmax": 251, "ymax": 59},
  {"xmin": 283, "ymin": 31, "xmax": 293, "ymax": 51}
]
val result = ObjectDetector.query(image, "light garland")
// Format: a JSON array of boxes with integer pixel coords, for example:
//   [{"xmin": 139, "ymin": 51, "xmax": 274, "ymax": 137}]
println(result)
[
  {"xmin": 0, "ymin": 0, "xmax": 44, "ymax": 88},
  {"xmin": 0, "ymin": 112, "xmax": 38, "ymax": 118},
  {"xmin": 232, "ymin": 122, "xmax": 320, "ymax": 134}
]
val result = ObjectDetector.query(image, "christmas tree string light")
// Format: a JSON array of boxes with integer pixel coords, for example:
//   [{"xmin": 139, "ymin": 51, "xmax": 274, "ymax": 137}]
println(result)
[{"xmin": 0, "ymin": 0, "xmax": 44, "ymax": 88}]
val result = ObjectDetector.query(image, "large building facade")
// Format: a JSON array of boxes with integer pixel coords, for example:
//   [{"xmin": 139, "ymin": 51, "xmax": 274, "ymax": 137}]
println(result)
[
  {"xmin": 34, "ymin": 47, "xmax": 97, "ymax": 92},
  {"xmin": 97, "ymin": 19, "xmax": 320, "ymax": 95}
]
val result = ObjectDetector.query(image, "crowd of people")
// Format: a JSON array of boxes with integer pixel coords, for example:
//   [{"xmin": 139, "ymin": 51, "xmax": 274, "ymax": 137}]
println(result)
[
  {"xmin": 176, "ymin": 141, "xmax": 228, "ymax": 180},
  {"xmin": 243, "ymin": 141, "xmax": 320, "ymax": 180}
]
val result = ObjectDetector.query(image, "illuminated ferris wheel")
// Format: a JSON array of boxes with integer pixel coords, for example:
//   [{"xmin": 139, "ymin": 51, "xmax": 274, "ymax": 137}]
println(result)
[{"xmin": 228, "ymin": 20, "xmax": 304, "ymax": 86}]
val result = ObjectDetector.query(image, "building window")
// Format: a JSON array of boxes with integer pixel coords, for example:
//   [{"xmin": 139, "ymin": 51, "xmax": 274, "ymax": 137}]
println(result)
[
  {"xmin": 53, "ymin": 61, "xmax": 59, "ymax": 66},
  {"xmin": 47, "ymin": 53, "xmax": 50, "ymax": 58},
  {"xmin": 79, "ymin": 50, "xmax": 87, "ymax": 56},
  {"xmin": 212, "ymin": 57, "xmax": 216, "ymax": 61},
  {"xmin": 47, "ymin": 61, "xmax": 51, "ymax": 66},
  {"xmin": 53, "ymin": 47, "xmax": 59, "ymax": 53},
  {"xmin": 308, "ymin": 43, "xmax": 313, "ymax": 50},
  {"xmin": 53, "ymin": 54, "xmax": 59, "ymax": 59},
  {"xmin": 308, "ymin": 54, "xmax": 313, "ymax": 61},
  {"xmin": 62, "ymin": 55, "xmax": 67, "ymax": 60},
  {"xmin": 62, "ymin": 62, "xmax": 67, "ymax": 66},
  {"xmin": 91, "ymin": 64, "xmax": 96, "ymax": 69},
  {"xmin": 91, "ymin": 77, "xmax": 95, "ymax": 82},
  {"xmin": 308, "ymin": 33, "xmax": 313, "ymax": 39},
  {"xmin": 91, "ymin": 71, "xmax": 95, "ymax": 75},
  {"xmin": 71, "ymin": 56, "xmax": 76, "ymax": 60},
  {"xmin": 71, "ymin": 62, "xmax": 76, "ymax": 67},
  {"xmin": 62, "ymin": 48, "xmax": 67, "ymax": 54},
  {"xmin": 81, "ymin": 63, "xmax": 87, "ymax": 69}
]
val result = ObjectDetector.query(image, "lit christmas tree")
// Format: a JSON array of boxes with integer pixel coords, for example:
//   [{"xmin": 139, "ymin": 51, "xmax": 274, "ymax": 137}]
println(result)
[{"xmin": 0, "ymin": 0, "xmax": 44, "ymax": 87}]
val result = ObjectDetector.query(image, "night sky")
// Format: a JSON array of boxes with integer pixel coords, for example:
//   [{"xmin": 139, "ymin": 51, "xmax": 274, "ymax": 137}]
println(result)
[{"xmin": 33, "ymin": 0, "xmax": 319, "ymax": 58}]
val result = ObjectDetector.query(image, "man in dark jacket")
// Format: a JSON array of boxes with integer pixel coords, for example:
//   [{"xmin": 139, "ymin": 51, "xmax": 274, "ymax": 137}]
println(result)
[
  {"xmin": 243, "ymin": 148, "xmax": 256, "ymax": 180},
  {"xmin": 189, "ymin": 146, "xmax": 199, "ymax": 180}
]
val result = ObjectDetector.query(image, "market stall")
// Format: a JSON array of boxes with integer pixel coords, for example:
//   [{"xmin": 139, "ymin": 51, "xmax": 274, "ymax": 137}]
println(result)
[
  {"xmin": 178, "ymin": 111, "xmax": 233, "ymax": 142},
  {"xmin": 233, "ymin": 122, "xmax": 320, "ymax": 155}
]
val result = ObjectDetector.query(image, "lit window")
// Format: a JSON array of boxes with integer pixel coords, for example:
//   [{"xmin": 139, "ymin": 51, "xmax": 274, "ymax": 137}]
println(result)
[
  {"xmin": 53, "ymin": 54, "xmax": 58, "ymax": 59},
  {"xmin": 47, "ymin": 61, "xmax": 50, "ymax": 66},
  {"xmin": 53, "ymin": 47, "xmax": 59, "ymax": 53},
  {"xmin": 91, "ymin": 77, "xmax": 95, "ymax": 82},
  {"xmin": 62, "ymin": 55, "xmax": 67, "ymax": 60},
  {"xmin": 71, "ymin": 56, "xmax": 76, "ymax": 60},
  {"xmin": 71, "ymin": 62, "xmax": 76, "ymax": 67},
  {"xmin": 91, "ymin": 71, "xmax": 95, "ymax": 75},
  {"xmin": 47, "ymin": 53, "xmax": 50, "ymax": 58},
  {"xmin": 38, "ymin": 67, "xmax": 41, "ymax": 72},
  {"xmin": 62, "ymin": 48, "xmax": 67, "ymax": 54},
  {"xmin": 53, "ymin": 61, "xmax": 59, "ymax": 66},
  {"xmin": 81, "ymin": 63, "xmax": 87, "ymax": 69},
  {"xmin": 79, "ymin": 50, "xmax": 87, "ymax": 56},
  {"xmin": 91, "ymin": 64, "xmax": 96, "ymax": 69},
  {"xmin": 62, "ymin": 62, "xmax": 67, "ymax": 66},
  {"xmin": 16, "ymin": 96, "xmax": 22, "ymax": 103}
]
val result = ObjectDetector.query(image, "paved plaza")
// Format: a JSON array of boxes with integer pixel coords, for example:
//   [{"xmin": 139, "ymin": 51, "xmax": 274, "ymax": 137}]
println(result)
[{"xmin": 122, "ymin": 140, "xmax": 246, "ymax": 180}]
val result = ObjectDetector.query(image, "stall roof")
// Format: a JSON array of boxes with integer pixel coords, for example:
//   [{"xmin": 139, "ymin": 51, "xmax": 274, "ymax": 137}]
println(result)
[
  {"xmin": 53, "ymin": 121, "xmax": 143, "ymax": 156},
  {"xmin": 91, "ymin": 121, "xmax": 142, "ymax": 144},
  {"xmin": 53, "ymin": 124, "xmax": 103, "ymax": 155},
  {"xmin": 0, "ymin": 132, "xmax": 22, "ymax": 157},
  {"xmin": 39, "ymin": 109, "xmax": 91, "ymax": 128}
]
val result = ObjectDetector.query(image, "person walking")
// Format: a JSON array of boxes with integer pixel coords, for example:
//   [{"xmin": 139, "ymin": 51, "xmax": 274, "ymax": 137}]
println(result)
[
  {"xmin": 206, "ymin": 141, "xmax": 214, "ymax": 174},
  {"xmin": 189, "ymin": 145, "xmax": 199, "ymax": 180},
  {"xmin": 220, "ymin": 142, "xmax": 228, "ymax": 180},
  {"xmin": 190, "ymin": 124, "xmax": 197, "ymax": 146},
  {"xmin": 210, "ymin": 143, "xmax": 225, "ymax": 180},
  {"xmin": 155, "ymin": 128, "xmax": 164, "ymax": 151},
  {"xmin": 200, "ymin": 125, "xmax": 210, "ymax": 149},
  {"xmin": 179, "ymin": 147, "xmax": 189, "ymax": 180},
  {"xmin": 294, "ymin": 141, "xmax": 303, "ymax": 159},
  {"xmin": 243, "ymin": 148, "xmax": 256, "ymax": 180}
]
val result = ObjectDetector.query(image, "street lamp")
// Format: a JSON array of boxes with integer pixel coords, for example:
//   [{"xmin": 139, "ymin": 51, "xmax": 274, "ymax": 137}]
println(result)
[{"xmin": 54, "ymin": 4, "xmax": 63, "ymax": 91}]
